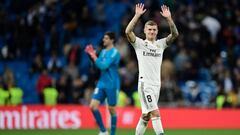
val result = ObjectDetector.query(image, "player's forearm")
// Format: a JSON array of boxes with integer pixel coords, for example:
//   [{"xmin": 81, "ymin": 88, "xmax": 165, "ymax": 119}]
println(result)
[
  {"xmin": 125, "ymin": 14, "xmax": 141, "ymax": 34},
  {"xmin": 92, "ymin": 57, "xmax": 97, "ymax": 61},
  {"xmin": 95, "ymin": 58, "xmax": 112, "ymax": 70},
  {"xmin": 166, "ymin": 17, "xmax": 179, "ymax": 39},
  {"xmin": 89, "ymin": 53, "xmax": 97, "ymax": 61}
]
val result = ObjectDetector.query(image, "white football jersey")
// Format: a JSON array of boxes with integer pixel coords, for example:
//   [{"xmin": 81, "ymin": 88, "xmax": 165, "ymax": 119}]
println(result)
[{"xmin": 131, "ymin": 37, "xmax": 168, "ymax": 85}]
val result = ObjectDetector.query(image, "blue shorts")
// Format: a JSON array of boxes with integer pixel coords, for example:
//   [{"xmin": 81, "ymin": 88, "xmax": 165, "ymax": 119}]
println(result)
[{"xmin": 92, "ymin": 82, "xmax": 119, "ymax": 106}]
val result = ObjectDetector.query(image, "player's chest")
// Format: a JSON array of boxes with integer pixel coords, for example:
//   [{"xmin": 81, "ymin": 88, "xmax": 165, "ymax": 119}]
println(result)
[
  {"xmin": 100, "ymin": 51, "xmax": 111, "ymax": 59},
  {"xmin": 139, "ymin": 44, "xmax": 163, "ymax": 58}
]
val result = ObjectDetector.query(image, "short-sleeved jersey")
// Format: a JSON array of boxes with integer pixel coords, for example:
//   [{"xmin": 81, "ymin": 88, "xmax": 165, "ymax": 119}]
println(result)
[
  {"xmin": 131, "ymin": 37, "xmax": 168, "ymax": 85},
  {"xmin": 95, "ymin": 47, "xmax": 121, "ymax": 89}
]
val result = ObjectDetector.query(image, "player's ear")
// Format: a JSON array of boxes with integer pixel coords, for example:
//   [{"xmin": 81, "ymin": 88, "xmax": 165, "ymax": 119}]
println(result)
[
  {"xmin": 111, "ymin": 39, "xmax": 115, "ymax": 44},
  {"xmin": 144, "ymin": 27, "xmax": 147, "ymax": 34}
]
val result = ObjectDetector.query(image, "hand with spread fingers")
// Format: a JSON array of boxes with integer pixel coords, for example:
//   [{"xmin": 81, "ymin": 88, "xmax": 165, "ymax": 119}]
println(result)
[
  {"xmin": 160, "ymin": 5, "xmax": 171, "ymax": 19},
  {"xmin": 135, "ymin": 3, "xmax": 146, "ymax": 16}
]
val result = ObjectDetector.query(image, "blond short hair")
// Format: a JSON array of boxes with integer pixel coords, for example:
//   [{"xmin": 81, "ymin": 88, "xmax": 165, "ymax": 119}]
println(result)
[{"xmin": 144, "ymin": 20, "xmax": 157, "ymax": 27}]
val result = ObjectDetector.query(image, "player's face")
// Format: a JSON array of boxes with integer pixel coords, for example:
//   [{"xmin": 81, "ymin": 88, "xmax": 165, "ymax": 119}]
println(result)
[
  {"xmin": 102, "ymin": 35, "xmax": 113, "ymax": 47},
  {"xmin": 144, "ymin": 25, "xmax": 158, "ymax": 41}
]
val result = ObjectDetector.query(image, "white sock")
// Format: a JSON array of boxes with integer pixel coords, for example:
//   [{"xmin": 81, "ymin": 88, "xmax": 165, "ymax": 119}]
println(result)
[
  {"xmin": 151, "ymin": 117, "xmax": 164, "ymax": 134},
  {"xmin": 135, "ymin": 117, "xmax": 148, "ymax": 135}
]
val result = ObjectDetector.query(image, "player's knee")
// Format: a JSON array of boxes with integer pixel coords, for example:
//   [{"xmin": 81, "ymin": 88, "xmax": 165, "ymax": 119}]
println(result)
[
  {"xmin": 108, "ymin": 106, "xmax": 116, "ymax": 115},
  {"xmin": 151, "ymin": 110, "xmax": 160, "ymax": 117},
  {"xmin": 142, "ymin": 113, "xmax": 151, "ymax": 121},
  {"xmin": 89, "ymin": 104, "xmax": 96, "ymax": 110},
  {"xmin": 89, "ymin": 101, "xmax": 99, "ymax": 110}
]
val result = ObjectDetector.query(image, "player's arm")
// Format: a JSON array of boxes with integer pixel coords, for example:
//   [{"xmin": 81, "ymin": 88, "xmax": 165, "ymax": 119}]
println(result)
[
  {"xmin": 160, "ymin": 5, "xmax": 179, "ymax": 45},
  {"xmin": 95, "ymin": 49, "xmax": 118, "ymax": 70},
  {"xmin": 125, "ymin": 3, "xmax": 146, "ymax": 44},
  {"xmin": 85, "ymin": 44, "xmax": 117, "ymax": 70}
]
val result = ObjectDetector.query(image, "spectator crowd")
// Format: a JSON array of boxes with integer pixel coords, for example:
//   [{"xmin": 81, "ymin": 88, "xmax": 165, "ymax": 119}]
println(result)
[{"xmin": 0, "ymin": 0, "xmax": 240, "ymax": 109}]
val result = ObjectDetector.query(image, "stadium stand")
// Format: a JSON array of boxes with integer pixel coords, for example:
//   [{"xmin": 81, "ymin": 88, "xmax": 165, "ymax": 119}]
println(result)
[{"xmin": 0, "ymin": 0, "xmax": 239, "ymax": 108}]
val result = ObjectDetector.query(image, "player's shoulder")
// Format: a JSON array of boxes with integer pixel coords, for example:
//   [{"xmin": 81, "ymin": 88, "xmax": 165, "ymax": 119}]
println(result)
[
  {"xmin": 100, "ymin": 49, "xmax": 106, "ymax": 54},
  {"xmin": 132, "ymin": 36, "xmax": 145, "ymax": 49},
  {"xmin": 156, "ymin": 37, "xmax": 167, "ymax": 48},
  {"xmin": 136, "ymin": 36, "xmax": 145, "ymax": 42},
  {"xmin": 112, "ymin": 47, "xmax": 120, "ymax": 53},
  {"xmin": 156, "ymin": 37, "xmax": 167, "ymax": 43},
  {"xmin": 111, "ymin": 47, "xmax": 120, "ymax": 56}
]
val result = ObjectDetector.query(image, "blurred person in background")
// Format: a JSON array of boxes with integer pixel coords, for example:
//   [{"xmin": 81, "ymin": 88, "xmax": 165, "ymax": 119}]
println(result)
[
  {"xmin": 85, "ymin": 32, "xmax": 121, "ymax": 135},
  {"xmin": 185, "ymin": 81, "xmax": 203, "ymax": 107},
  {"xmin": 117, "ymin": 90, "xmax": 129, "ymax": 107},
  {"xmin": 160, "ymin": 58, "xmax": 176, "ymax": 103},
  {"xmin": 56, "ymin": 74, "xmax": 69, "ymax": 103},
  {"xmin": 1, "ymin": 68, "xmax": 23, "ymax": 106},
  {"xmin": 0, "ymin": 76, "xmax": 9, "ymax": 106},
  {"xmin": 3, "ymin": 67, "xmax": 15, "ymax": 88},
  {"xmin": 8, "ymin": 84, "xmax": 23, "ymax": 106},
  {"xmin": 125, "ymin": 3, "xmax": 178, "ymax": 135},
  {"xmin": 43, "ymin": 84, "xmax": 58, "ymax": 106},
  {"xmin": 36, "ymin": 69, "xmax": 53, "ymax": 103},
  {"xmin": 47, "ymin": 51, "xmax": 63, "ymax": 73},
  {"xmin": 119, "ymin": 60, "xmax": 138, "ymax": 104},
  {"xmin": 29, "ymin": 53, "xmax": 46, "ymax": 75}
]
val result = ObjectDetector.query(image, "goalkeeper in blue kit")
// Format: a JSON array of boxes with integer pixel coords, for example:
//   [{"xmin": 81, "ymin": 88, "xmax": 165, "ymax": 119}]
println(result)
[{"xmin": 85, "ymin": 32, "xmax": 120, "ymax": 135}]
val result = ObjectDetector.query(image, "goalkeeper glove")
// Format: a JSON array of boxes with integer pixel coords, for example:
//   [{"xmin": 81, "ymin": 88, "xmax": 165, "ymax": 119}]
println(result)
[{"xmin": 85, "ymin": 44, "xmax": 97, "ymax": 61}]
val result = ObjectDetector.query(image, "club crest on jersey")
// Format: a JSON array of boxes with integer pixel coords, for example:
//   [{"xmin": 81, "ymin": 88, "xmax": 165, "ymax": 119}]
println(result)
[{"xmin": 144, "ymin": 41, "xmax": 148, "ymax": 47}]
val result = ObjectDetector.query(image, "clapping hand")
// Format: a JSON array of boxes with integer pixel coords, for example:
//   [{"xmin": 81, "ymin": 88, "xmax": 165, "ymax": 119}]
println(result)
[{"xmin": 85, "ymin": 44, "xmax": 97, "ymax": 61}]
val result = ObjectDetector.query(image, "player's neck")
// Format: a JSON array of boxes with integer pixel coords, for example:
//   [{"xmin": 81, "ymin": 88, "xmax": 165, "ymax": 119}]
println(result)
[
  {"xmin": 146, "ymin": 38, "xmax": 156, "ymax": 43},
  {"xmin": 105, "ymin": 44, "xmax": 114, "ymax": 50}
]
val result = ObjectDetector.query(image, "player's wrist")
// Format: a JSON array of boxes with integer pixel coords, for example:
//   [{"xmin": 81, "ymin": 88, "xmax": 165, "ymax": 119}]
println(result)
[
  {"xmin": 89, "ymin": 52, "xmax": 97, "ymax": 59},
  {"xmin": 91, "ymin": 54, "xmax": 97, "ymax": 61},
  {"xmin": 166, "ymin": 16, "xmax": 172, "ymax": 21},
  {"xmin": 134, "ymin": 14, "xmax": 142, "ymax": 18}
]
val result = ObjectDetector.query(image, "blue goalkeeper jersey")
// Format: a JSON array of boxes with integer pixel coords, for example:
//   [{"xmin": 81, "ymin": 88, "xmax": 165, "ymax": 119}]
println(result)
[{"xmin": 95, "ymin": 47, "xmax": 120, "ymax": 89}]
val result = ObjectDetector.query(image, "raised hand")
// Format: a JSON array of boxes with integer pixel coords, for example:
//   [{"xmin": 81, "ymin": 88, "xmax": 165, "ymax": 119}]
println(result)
[
  {"xmin": 135, "ymin": 3, "xmax": 146, "ymax": 16},
  {"xmin": 160, "ymin": 5, "xmax": 171, "ymax": 18},
  {"xmin": 161, "ymin": 4, "xmax": 179, "ymax": 45}
]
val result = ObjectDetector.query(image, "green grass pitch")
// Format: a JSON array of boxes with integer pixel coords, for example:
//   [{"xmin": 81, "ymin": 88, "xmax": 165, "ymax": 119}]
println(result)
[{"xmin": 1, "ymin": 129, "xmax": 240, "ymax": 135}]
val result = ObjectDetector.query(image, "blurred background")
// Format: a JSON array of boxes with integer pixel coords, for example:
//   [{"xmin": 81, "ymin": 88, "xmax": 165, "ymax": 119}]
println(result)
[
  {"xmin": 0, "ymin": 0, "xmax": 240, "ymax": 114},
  {"xmin": 0, "ymin": 0, "xmax": 240, "ymax": 134}
]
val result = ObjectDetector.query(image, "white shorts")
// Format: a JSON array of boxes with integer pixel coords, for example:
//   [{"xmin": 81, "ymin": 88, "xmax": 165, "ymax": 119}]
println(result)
[{"xmin": 138, "ymin": 81, "xmax": 161, "ymax": 114}]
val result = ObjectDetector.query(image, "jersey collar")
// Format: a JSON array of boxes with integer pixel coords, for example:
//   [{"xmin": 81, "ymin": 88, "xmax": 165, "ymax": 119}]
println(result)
[{"xmin": 144, "ymin": 39, "xmax": 156, "ymax": 44}]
